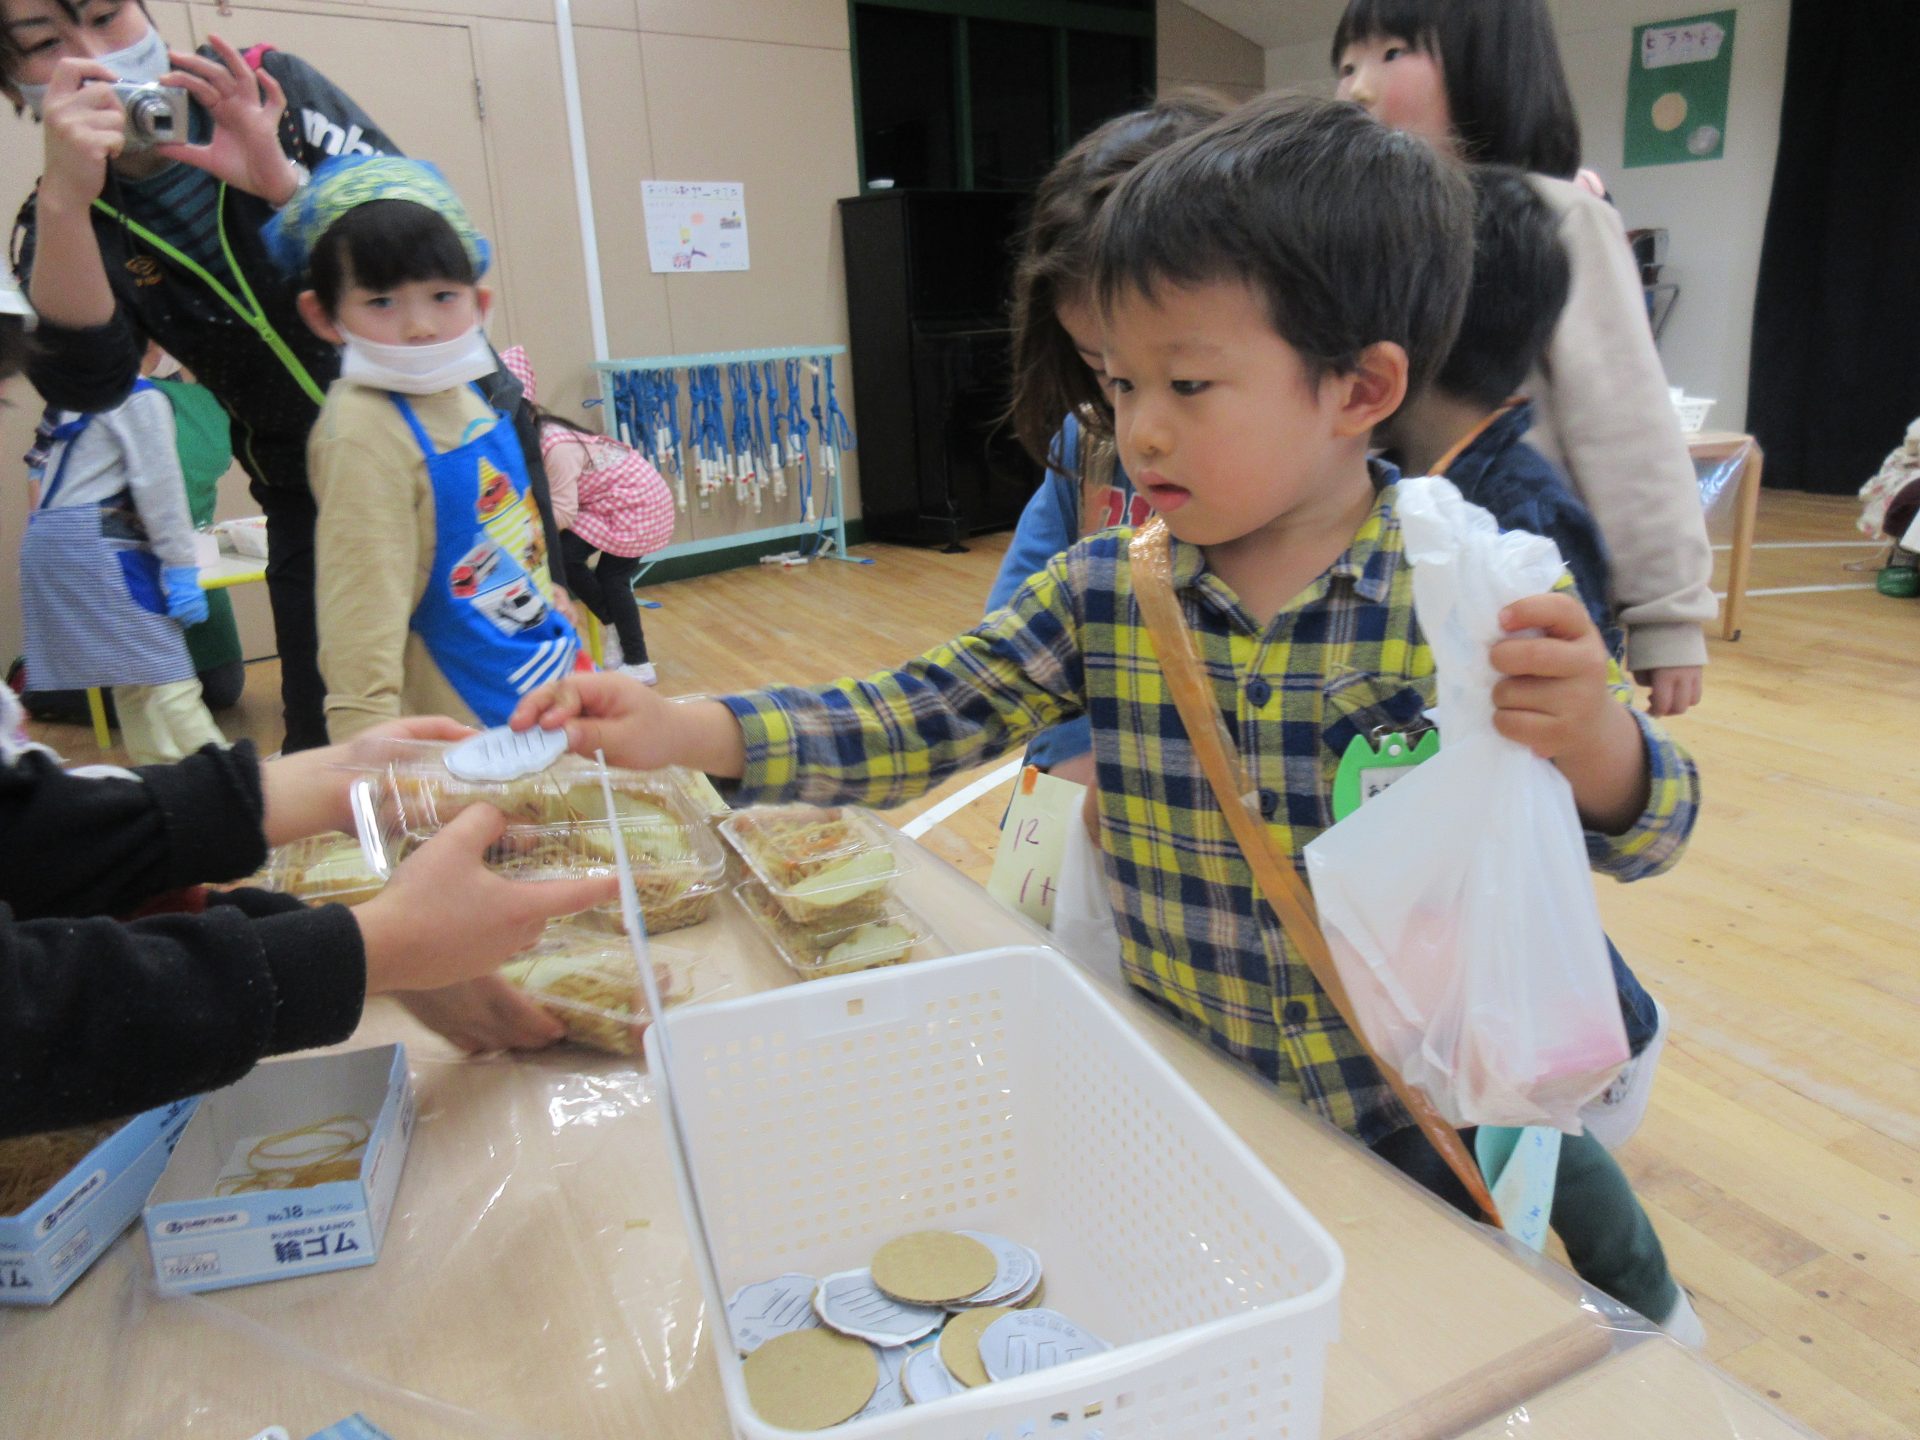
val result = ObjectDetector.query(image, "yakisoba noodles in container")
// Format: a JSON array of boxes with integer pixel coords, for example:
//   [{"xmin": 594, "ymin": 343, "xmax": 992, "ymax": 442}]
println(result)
[
  {"xmin": 499, "ymin": 923, "xmax": 714, "ymax": 1056},
  {"xmin": 246, "ymin": 833, "xmax": 386, "ymax": 907},
  {"xmin": 718, "ymin": 805, "xmax": 903, "ymax": 929},
  {"xmin": 350, "ymin": 747, "xmax": 727, "ymax": 934},
  {"xmin": 729, "ymin": 876, "xmax": 932, "ymax": 980}
]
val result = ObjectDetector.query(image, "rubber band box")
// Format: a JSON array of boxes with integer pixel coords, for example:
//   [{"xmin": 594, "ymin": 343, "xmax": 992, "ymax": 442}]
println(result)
[
  {"xmin": 143, "ymin": 1045, "xmax": 414, "ymax": 1295},
  {"xmin": 0, "ymin": 1098, "xmax": 199, "ymax": 1306}
]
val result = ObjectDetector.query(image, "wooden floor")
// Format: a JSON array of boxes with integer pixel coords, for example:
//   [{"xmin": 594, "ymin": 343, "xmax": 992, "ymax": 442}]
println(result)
[{"xmin": 29, "ymin": 490, "xmax": 1917, "ymax": 1438}]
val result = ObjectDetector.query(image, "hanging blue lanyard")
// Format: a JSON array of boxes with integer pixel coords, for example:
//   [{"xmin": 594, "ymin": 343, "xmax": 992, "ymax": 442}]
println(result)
[{"xmin": 821, "ymin": 358, "xmax": 856, "ymax": 453}]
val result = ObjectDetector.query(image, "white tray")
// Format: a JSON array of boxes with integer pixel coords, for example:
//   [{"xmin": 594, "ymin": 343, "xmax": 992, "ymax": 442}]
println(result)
[{"xmin": 647, "ymin": 945, "xmax": 1343, "ymax": 1438}]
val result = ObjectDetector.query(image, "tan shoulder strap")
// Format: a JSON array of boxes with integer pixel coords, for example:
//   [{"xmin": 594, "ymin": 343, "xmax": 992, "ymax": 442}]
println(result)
[{"xmin": 1127, "ymin": 517, "xmax": 1501, "ymax": 1226}]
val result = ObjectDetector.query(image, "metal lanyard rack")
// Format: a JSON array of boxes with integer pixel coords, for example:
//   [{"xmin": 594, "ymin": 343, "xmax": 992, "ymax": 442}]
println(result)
[{"xmin": 592, "ymin": 344, "xmax": 866, "ymax": 576}]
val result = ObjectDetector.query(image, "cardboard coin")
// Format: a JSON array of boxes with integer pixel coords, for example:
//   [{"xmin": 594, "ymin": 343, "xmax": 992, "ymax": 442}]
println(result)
[
  {"xmin": 949, "ymin": 1230, "xmax": 1035, "ymax": 1307},
  {"xmin": 870, "ymin": 1230, "xmax": 997, "ymax": 1306},
  {"xmin": 978, "ymin": 1308, "xmax": 1110, "ymax": 1383},
  {"xmin": 742, "ymin": 1329, "xmax": 878, "ymax": 1431},
  {"xmin": 937, "ymin": 1304, "xmax": 1012, "ymax": 1388},
  {"xmin": 853, "ymin": 1340, "xmax": 910, "ymax": 1419},
  {"xmin": 902, "ymin": 1342, "xmax": 965, "ymax": 1404},
  {"xmin": 814, "ymin": 1269, "xmax": 944, "ymax": 1346},
  {"xmin": 728, "ymin": 1273, "xmax": 823, "ymax": 1354}
]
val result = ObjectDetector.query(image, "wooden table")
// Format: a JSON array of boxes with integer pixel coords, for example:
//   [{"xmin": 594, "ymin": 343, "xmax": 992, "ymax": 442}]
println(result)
[
  {"xmin": 0, "ymin": 836, "xmax": 1786, "ymax": 1440},
  {"xmin": 1689, "ymin": 429, "xmax": 1765, "ymax": 642}
]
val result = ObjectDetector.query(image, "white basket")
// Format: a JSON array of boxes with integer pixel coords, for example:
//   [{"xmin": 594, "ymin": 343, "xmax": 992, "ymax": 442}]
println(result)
[
  {"xmin": 1672, "ymin": 394, "xmax": 1715, "ymax": 434},
  {"xmin": 647, "ymin": 946, "xmax": 1343, "ymax": 1439}
]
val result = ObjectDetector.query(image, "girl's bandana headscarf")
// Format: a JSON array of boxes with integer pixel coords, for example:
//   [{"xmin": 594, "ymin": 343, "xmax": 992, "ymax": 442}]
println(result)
[{"xmin": 261, "ymin": 154, "xmax": 492, "ymax": 278}]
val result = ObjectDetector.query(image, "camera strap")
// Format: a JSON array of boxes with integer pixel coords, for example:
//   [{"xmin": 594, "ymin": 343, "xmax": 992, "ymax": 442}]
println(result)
[{"xmin": 92, "ymin": 183, "xmax": 327, "ymax": 406}]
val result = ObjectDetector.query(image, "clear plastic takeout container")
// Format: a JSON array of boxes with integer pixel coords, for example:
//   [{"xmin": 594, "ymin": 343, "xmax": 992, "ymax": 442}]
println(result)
[
  {"xmin": 499, "ymin": 923, "xmax": 708, "ymax": 1056},
  {"xmin": 249, "ymin": 833, "xmax": 386, "ymax": 908},
  {"xmin": 349, "ymin": 746, "xmax": 726, "ymax": 934},
  {"xmin": 729, "ymin": 875, "xmax": 933, "ymax": 980},
  {"xmin": 716, "ymin": 804, "xmax": 902, "ymax": 925}
]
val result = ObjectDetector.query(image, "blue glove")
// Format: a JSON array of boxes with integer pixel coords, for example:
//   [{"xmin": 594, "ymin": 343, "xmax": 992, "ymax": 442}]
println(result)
[{"xmin": 163, "ymin": 565, "xmax": 209, "ymax": 626}]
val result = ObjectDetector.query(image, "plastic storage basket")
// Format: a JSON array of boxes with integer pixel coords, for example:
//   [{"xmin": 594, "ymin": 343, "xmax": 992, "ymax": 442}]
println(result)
[{"xmin": 648, "ymin": 946, "xmax": 1343, "ymax": 1439}]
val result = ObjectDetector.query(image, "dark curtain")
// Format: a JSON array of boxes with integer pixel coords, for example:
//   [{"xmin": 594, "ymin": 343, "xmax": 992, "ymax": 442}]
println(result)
[{"xmin": 1747, "ymin": 0, "xmax": 1920, "ymax": 493}]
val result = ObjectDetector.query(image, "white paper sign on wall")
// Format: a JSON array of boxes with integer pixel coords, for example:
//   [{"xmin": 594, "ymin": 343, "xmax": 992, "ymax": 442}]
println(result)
[{"xmin": 643, "ymin": 180, "xmax": 750, "ymax": 274}]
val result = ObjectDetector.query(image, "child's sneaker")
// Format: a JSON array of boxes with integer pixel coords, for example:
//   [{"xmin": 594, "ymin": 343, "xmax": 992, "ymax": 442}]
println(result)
[
  {"xmin": 1581, "ymin": 996, "xmax": 1669, "ymax": 1150},
  {"xmin": 600, "ymin": 630, "xmax": 624, "ymax": 668},
  {"xmin": 1659, "ymin": 1287, "xmax": 1707, "ymax": 1349},
  {"xmin": 621, "ymin": 662, "xmax": 658, "ymax": 686}
]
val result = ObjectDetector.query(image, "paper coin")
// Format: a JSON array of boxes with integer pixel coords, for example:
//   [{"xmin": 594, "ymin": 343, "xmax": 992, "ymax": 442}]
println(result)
[
  {"xmin": 870, "ymin": 1230, "xmax": 998, "ymax": 1305},
  {"xmin": 853, "ymin": 1340, "xmax": 910, "ymax": 1419},
  {"xmin": 1650, "ymin": 91, "xmax": 1688, "ymax": 133},
  {"xmin": 950, "ymin": 1230, "xmax": 1035, "ymax": 1307},
  {"xmin": 938, "ymin": 1304, "xmax": 1012, "ymax": 1388},
  {"xmin": 902, "ymin": 1342, "xmax": 966, "ymax": 1404},
  {"xmin": 814, "ymin": 1269, "xmax": 944, "ymax": 1346},
  {"xmin": 728, "ymin": 1273, "xmax": 823, "ymax": 1355},
  {"xmin": 978, "ymin": 1309, "xmax": 1110, "ymax": 1383},
  {"xmin": 742, "ymin": 1328, "xmax": 877, "ymax": 1431},
  {"xmin": 443, "ymin": 724, "xmax": 566, "ymax": 783}
]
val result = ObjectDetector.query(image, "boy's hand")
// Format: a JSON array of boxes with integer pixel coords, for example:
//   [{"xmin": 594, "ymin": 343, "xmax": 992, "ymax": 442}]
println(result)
[
  {"xmin": 510, "ymin": 673, "xmax": 747, "ymax": 777},
  {"xmin": 1634, "ymin": 665, "xmax": 1703, "ymax": 719},
  {"xmin": 1491, "ymin": 592, "xmax": 1649, "ymax": 834}
]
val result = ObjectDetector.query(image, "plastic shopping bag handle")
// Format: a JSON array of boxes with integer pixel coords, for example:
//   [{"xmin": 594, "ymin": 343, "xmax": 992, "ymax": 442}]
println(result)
[{"xmin": 1129, "ymin": 517, "xmax": 1503, "ymax": 1228}]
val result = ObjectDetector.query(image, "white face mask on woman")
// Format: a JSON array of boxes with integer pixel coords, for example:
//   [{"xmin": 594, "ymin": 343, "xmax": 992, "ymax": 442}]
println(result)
[
  {"xmin": 18, "ymin": 22, "xmax": 173, "ymax": 117},
  {"xmin": 337, "ymin": 325, "xmax": 497, "ymax": 396}
]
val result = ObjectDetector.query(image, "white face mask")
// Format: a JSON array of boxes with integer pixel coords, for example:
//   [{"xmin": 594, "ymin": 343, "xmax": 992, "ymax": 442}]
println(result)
[
  {"xmin": 19, "ymin": 22, "xmax": 173, "ymax": 117},
  {"xmin": 338, "ymin": 324, "xmax": 496, "ymax": 396}
]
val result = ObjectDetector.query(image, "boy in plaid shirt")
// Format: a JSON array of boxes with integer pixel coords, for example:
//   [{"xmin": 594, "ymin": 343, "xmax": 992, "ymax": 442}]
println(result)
[{"xmin": 514, "ymin": 96, "xmax": 1702, "ymax": 1340}]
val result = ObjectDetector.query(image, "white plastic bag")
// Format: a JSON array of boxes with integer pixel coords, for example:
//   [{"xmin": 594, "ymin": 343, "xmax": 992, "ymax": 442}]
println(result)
[{"xmin": 1303, "ymin": 475, "xmax": 1628, "ymax": 1130}]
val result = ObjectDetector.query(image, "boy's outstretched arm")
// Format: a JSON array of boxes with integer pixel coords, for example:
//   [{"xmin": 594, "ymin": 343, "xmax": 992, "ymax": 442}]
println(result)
[
  {"xmin": 513, "ymin": 676, "xmax": 746, "ymax": 777},
  {"xmin": 1490, "ymin": 591, "xmax": 1656, "ymax": 836},
  {"xmin": 515, "ymin": 548, "xmax": 1091, "ymax": 808}
]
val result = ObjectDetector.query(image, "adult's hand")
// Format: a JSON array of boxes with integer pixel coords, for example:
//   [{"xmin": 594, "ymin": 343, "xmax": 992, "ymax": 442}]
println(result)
[
  {"xmin": 36, "ymin": 58, "xmax": 127, "ymax": 211},
  {"xmin": 156, "ymin": 35, "xmax": 302, "ymax": 204}
]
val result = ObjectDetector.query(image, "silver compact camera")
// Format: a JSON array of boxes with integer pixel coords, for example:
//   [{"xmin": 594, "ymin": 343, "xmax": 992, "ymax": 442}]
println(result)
[{"xmin": 109, "ymin": 81, "xmax": 188, "ymax": 150}]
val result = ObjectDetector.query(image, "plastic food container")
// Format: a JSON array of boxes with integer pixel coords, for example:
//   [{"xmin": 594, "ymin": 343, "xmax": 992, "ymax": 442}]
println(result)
[
  {"xmin": 500, "ymin": 924, "xmax": 705, "ymax": 1056},
  {"xmin": 215, "ymin": 516, "xmax": 269, "ymax": 558},
  {"xmin": 350, "ymin": 750, "xmax": 726, "ymax": 935},
  {"xmin": 250, "ymin": 833, "xmax": 386, "ymax": 907},
  {"xmin": 730, "ymin": 875, "xmax": 932, "ymax": 979},
  {"xmin": 649, "ymin": 946, "xmax": 1344, "ymax": 1439},
  {"xmin": 717, "ymin": 805, "xmax": 902, "ymax": 926}
]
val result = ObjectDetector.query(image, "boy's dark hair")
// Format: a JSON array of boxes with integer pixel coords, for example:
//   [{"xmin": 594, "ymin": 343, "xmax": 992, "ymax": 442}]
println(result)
[
  {"xmin": 1092, "ymin": 94, "xmax": 1473, "ymax": 400},
  {"xmin": 2, "ymin": 0, "xmax": 153, "ymax": 110},
  {"xmin": 307, "ymin": 199, "xmax": 477, "ymax": 314},
  {"xmin": 1008, "ymin": 90, "xmax": 1231, "ymax": 470},
  {"xmin": 1331, "ymin": 0, "xmax": 1582, "ymax": 180},
  {"xmin": 0, "ymin": 313, "xmax": 28, "ymax": 383},
  {"xmin": 1437, "ymin": 166, "xmax": 1570, "ymax": 409}
]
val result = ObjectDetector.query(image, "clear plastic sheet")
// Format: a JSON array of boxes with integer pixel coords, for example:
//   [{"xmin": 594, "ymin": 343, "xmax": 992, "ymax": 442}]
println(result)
[
  {"xmin": 2, "ymin": 832, "xmax": 1799, "ymax": 1440},
  {"xmin": 1694, "ymin": 435, "xmax": 1757, "ymax": 542}
]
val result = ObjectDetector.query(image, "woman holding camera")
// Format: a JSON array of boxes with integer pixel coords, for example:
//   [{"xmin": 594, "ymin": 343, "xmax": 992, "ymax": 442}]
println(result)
[{"xmin": 4, "ymin": 1, "xmax": 555, "ymax": 754}]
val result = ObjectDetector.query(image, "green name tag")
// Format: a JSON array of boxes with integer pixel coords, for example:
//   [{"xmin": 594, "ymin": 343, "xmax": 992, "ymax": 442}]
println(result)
[{"xmin": 1330, "ymin": 730, "xmax": 1439, "ymax": 822}]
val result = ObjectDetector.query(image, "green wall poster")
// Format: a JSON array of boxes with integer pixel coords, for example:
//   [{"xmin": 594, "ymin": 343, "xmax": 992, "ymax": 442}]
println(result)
[{"xmin": 1625, "ymin": 10, "xmax": 1738, "ymax": 168}]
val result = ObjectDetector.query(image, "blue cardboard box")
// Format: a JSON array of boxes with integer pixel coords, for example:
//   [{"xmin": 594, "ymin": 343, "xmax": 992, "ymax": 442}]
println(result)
[
  {"xmin": 144, "ymin": 1045, "xmax": 413, "ymax": 1295},
  {"xmin": 0, "ymin": 1098, "xmax": 199, "ymax": 1305}
]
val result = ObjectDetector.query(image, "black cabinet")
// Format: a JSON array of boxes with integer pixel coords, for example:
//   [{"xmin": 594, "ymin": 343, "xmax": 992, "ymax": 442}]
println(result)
[{"xmin": 839, "ymin": 190, "xmax": 1041, "ymax": 549}]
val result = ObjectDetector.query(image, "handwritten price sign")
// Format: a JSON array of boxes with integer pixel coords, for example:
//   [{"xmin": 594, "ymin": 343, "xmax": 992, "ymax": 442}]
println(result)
[{"xmin": 985, "ymin": 766, "xmax": 1086, "ymax": 927}]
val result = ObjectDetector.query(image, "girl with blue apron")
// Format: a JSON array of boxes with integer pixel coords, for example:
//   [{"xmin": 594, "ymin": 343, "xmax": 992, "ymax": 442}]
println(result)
[
  {"xmin": 20, "ymin": 382, "xmax": 199, "ymax": 692},
  {"xmin": 390, "ymin": 384, "xmax": 581, "ymax": 725}
]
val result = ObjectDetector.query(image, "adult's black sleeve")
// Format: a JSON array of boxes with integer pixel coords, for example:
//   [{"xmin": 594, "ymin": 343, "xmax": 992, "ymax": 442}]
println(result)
[
  {"xmin": 0, "ymin": 897, "xmax": 366, "ymax": 1137},
  {"xmin": 0, "ymin": 742, "xmax": 270, "ymax": 920}
]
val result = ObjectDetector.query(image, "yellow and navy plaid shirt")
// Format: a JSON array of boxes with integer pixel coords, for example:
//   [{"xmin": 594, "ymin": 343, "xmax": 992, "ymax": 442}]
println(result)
[{"xmin": 721, "ymin": 479, "xmax": 1699, "ymax": 1145}]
